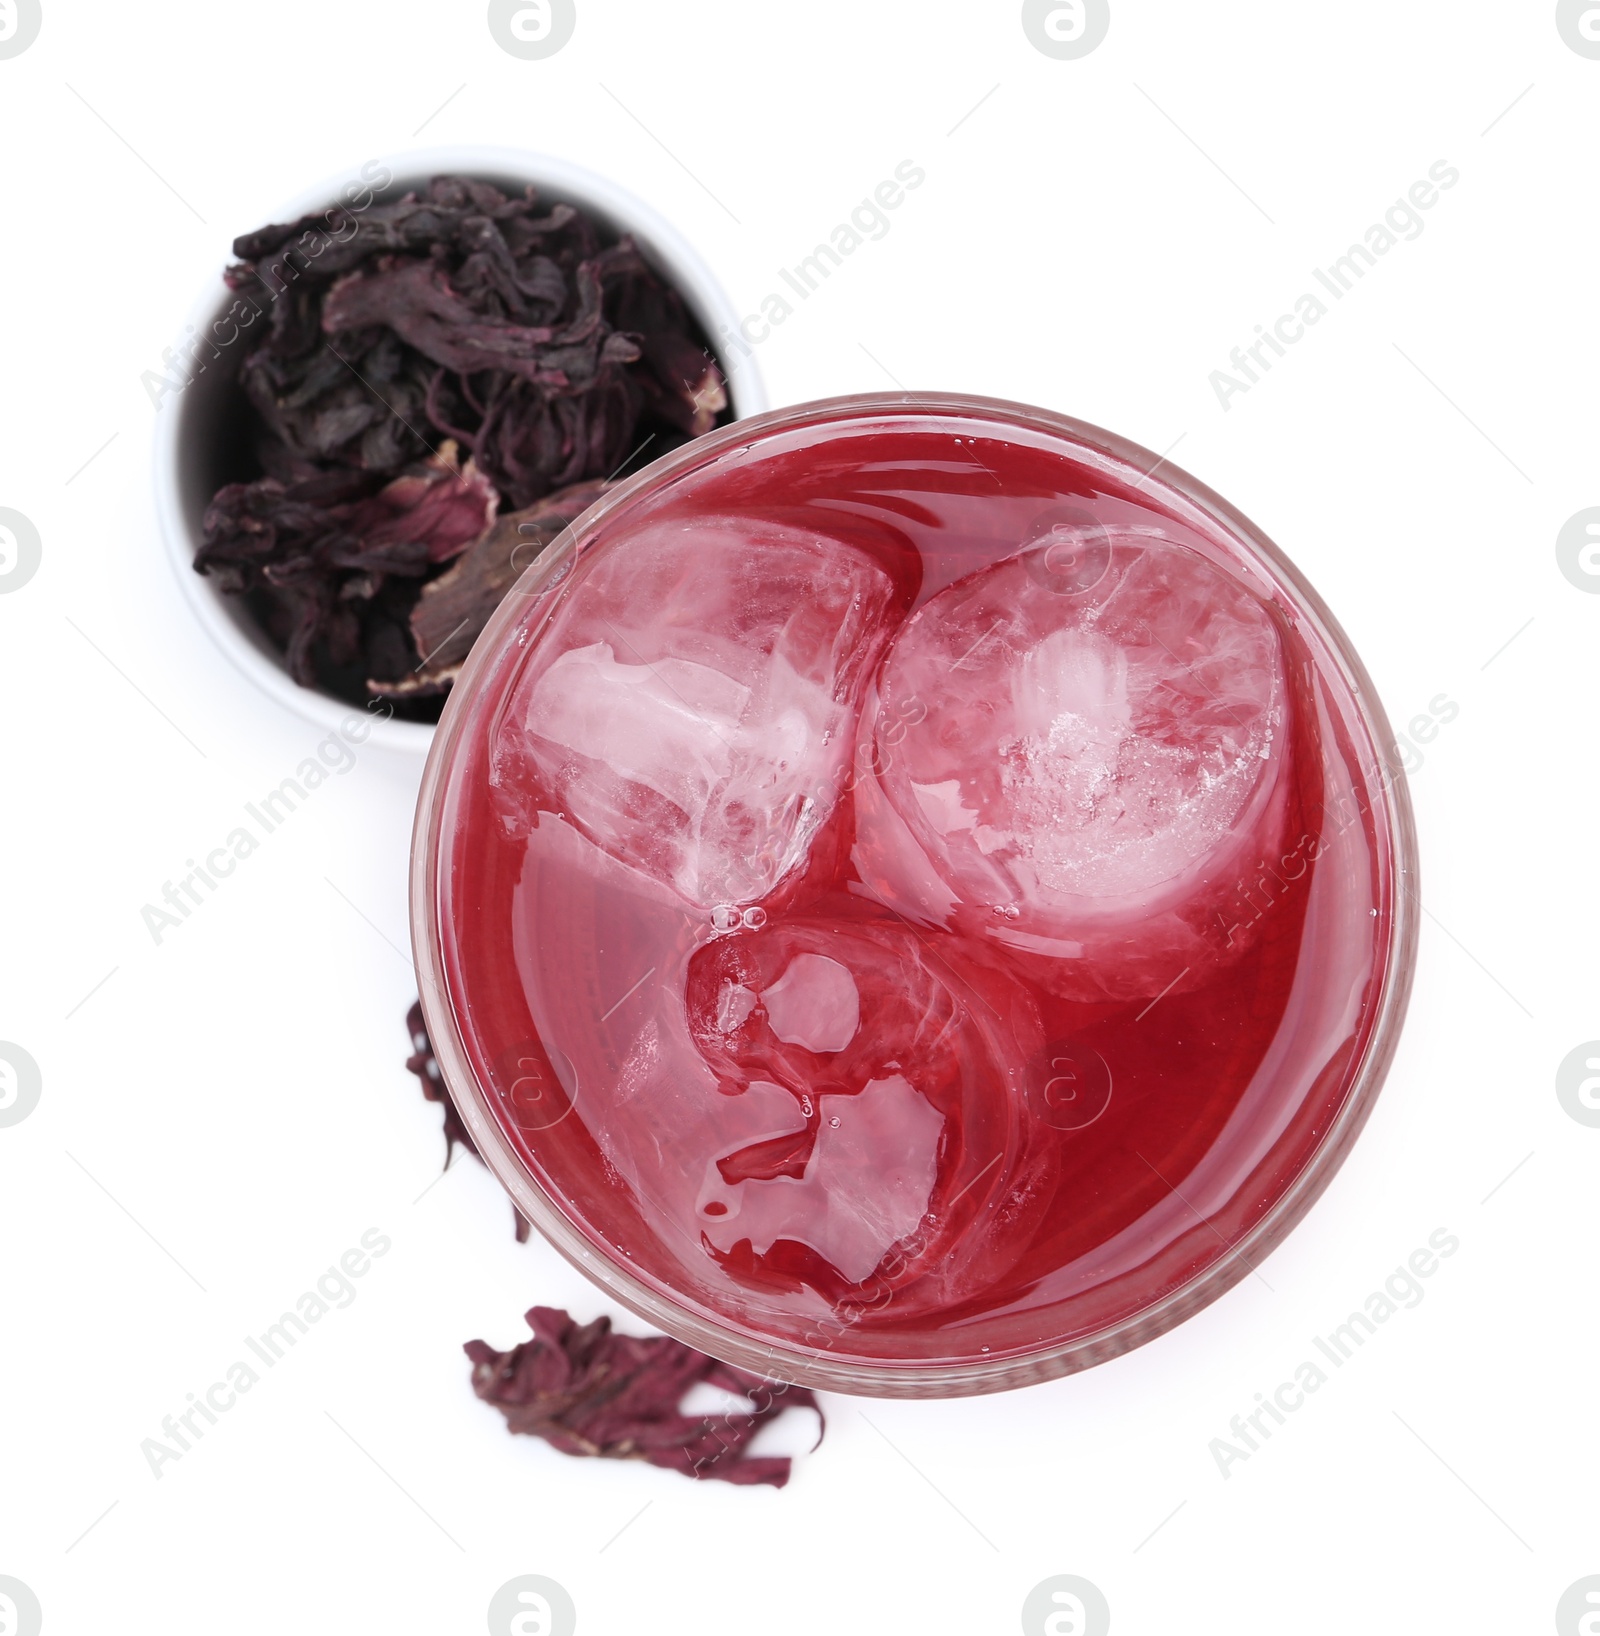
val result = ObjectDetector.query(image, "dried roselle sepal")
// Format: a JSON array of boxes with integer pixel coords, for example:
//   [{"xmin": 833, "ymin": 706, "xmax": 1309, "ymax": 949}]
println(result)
[
  {"xmin": 405, "ymin": 1001, "xmax": 530, "ymax": 1243},
  {"xmin": 405, "ymin": 1001, "xmax": 476, "ymax": 1163},
  {"xmin": 240, "ymin": 325, "xmax": 437, "ymax": 475},
  {"xmin": 466, "ymin": 1306, "xmax": 823, "ymax": 1488},
  {"xmin": 323, "ymin": 260, "xmax": 574, "ymax": 383},
  {"xmin": 342, "ymin": 443, "xmax": 497, "ymax": 566},
  {"xmin": 196, "ymin": 444, "xmax": 495, "ymax": 684},
  {"xmin": 473, "ymin": 368, "xmax": 641, "ymax": 511},
  {"xmin": 378, "ymin": 476, "xmax": 612, "ymax": 697},
  {"xmin": 632, "ymin": 331, "xmax": 728, "ymax": 439},
  {"xmin": 606, "ymin": 261, "xmax": 728, "ymax": 437}
]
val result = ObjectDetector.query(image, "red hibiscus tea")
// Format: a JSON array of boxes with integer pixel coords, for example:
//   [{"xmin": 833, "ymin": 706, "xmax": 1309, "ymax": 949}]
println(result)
[{"xmin": 414, "ymin": 396, "xmax": 1415, "ymax": 1395}]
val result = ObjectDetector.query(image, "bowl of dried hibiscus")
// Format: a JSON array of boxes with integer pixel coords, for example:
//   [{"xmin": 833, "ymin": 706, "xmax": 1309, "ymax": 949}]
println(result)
[{"xmin": 155, "ymin": 146, "xmax": 762, "ymax": 753}]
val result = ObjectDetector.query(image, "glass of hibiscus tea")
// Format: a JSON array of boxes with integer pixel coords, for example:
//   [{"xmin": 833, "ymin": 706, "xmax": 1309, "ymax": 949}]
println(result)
[{"xmin": 410, "ymin": 393, "xmax": 1417, "ymax": 1397}]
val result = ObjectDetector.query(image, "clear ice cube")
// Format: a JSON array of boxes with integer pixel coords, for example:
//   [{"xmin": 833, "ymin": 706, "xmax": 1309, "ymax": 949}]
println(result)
[
  {"xmin": 853, "ymin": 532, "xmax": 1289, "ymax": 997},
  {"xmin": 697, "ymin": 1075, "xmax": 945, "ymax": 1286},
  {"xmin": 493, "ymin": 515, "xmax": 899, "ymax": 909},
  {"xmin": 682, "ymin": 920, "xmax": 1057, "ymax": 1306},
  {"xmin": 759, "ymin": 953, "xmax": 861, "ymax": 1054}
]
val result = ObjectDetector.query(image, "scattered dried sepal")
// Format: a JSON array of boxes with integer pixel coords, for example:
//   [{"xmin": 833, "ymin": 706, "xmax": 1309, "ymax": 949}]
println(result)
[
  {"xmin": 405, "ymin": 1000, "xmax": 530, "ymax": 1243},
  {"xmin": 466, "ymin": 1306, "xmax": 823, "ymax": 1488}
]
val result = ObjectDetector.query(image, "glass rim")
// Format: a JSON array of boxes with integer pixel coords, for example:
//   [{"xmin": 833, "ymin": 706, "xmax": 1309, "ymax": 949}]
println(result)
[{"xmin": 409, "ymin": 390, "xmax": 1420, "ymax": 1399}]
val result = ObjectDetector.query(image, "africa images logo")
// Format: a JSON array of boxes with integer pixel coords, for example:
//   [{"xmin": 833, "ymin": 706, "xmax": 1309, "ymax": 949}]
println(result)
[
  {"xmin": 1021, "ymin": 1575, "xmax": 1111, "ymax": 1636},
  {"xmin": 1557, "ymin": 0, "xmax": 1600, "ymax": 57},
  {"xmin": 487, "ymin": 0, "xmax": 576, "ymax": 58},
  {"xmin": 0, "ymin": 508, "xmax": 41, "ymax": 594},
  {"xmin": 1021, "ymin": 0, "xmax": 1110, "ymax": 59},
  {"xmin": 0, "ymin": 1043, "xmax": 42, "ymax": 1129},
  {"xmin": 0, "ymin": 1577, "xmax": 42, "ymax": 1636},
  {"xmin": 0, "ymin": 0, "xmax": 42, "ymax": 59},
  {"xmin": 487, "ymin": 1576, "xmax": 576, "ymax": 1636}
]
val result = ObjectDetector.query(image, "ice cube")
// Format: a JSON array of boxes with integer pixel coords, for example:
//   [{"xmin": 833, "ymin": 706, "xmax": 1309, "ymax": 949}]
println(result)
[
  {"xmin": 492, "ymin": 515, "xmax": 900, "ymax": 909},
  {"xmin": 853, "ymin": 531, "xmax": 1290, "ymax": 998},
  {"xmin": 508, "ymin": 817, "xmax": 1056, "ymax": 1312},
  {"xmin": 524, "ymin": 643, "xmax": 751, "ymax": 828},
  {"xmin": 760, "ymin": 954, "xmax": 860, "ymax": 1054},
  {"xmin": 683, "ymin": 920, "xmax": 1057, "ymax": 1306},
  {"xmin": 697, "ymin": 1075, "xmax": 944, "ymax": 1286}
]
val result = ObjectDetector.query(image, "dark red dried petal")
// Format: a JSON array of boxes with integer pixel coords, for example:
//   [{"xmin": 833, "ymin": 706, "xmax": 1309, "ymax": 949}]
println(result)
[
  {"xmin": 343, "ymin": 442, "xmax": 498, "ymax": 565},
  {"xmin": 324, "ymin": 261, "xmax": 570, "ymax": 382},
  {"xmin": 405, "ymin": 1001, "xmax": 530, "ymax": 1243},
  {"xmin": 385, "ymin": 476, "xmax": 612, "ymax": 696},
  {"xmin": 466, "ymin": 1306, "xmax": 823, "ymax": 1488}
]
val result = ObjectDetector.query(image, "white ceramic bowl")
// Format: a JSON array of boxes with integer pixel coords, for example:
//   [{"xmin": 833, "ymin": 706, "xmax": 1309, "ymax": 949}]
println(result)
[{"xmin": 154, "ymin": 145, "xmax": 766, "ymax": 756}]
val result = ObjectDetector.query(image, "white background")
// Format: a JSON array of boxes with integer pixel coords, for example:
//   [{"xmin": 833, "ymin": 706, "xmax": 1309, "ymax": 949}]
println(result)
[{"xmin": 1, "ymin": 3, "xmax": 1596, "ymax": 1632}]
